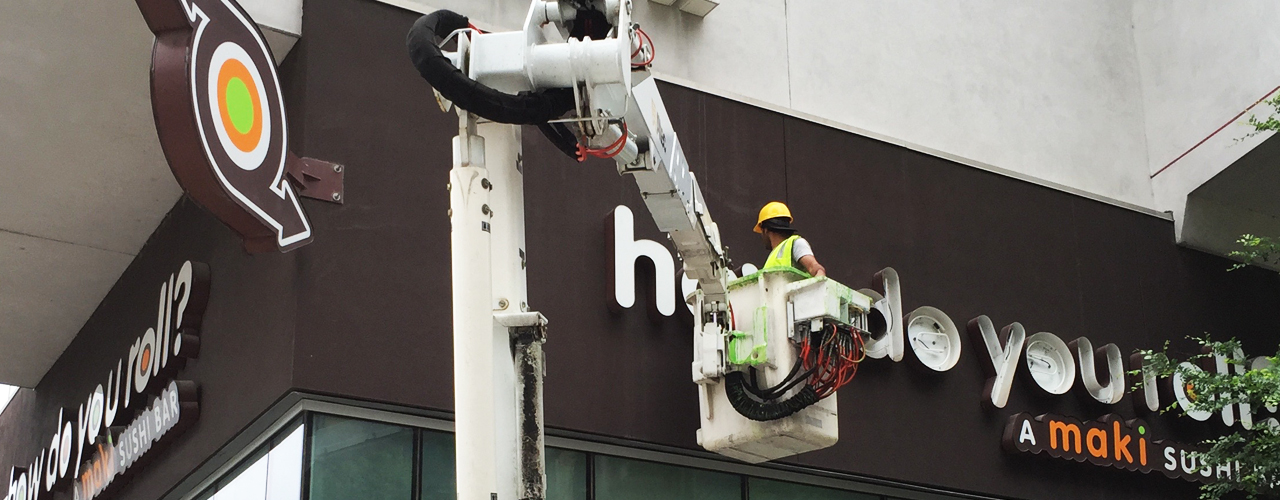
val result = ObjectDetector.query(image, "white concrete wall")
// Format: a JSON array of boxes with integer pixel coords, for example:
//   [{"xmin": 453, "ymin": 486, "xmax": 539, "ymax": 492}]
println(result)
[
  {"xmin": 1132, "ymin": 0, "xmax": 1280, "ymax": 218},
  {"xmin": 1133, "ymin": 0, "xmax": 1280, "ymax": 177},
  {"xmin": 0, "ymin": 385, "xmax": 15, "ymax": 415},
  {"xmin": 240, "ymin": 0, "xmax": 303, "ymax": 34},
  {"xmin": 784, "ymin": 1, "xmax": 1153, "ymax": 208},
  {"xmin": 390, "ymin": 0, "xmax": 1159, "ymax": 208},
  {"xmin": 239, "ymin": 0, "xmax": 305, "ymax": 61}
]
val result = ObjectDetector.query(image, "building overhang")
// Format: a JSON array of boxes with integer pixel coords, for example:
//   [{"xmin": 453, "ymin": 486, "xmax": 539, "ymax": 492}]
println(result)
[
  {"xmin": 0, "ymin": 0, "xmax": 301, "ymax": 387},
  {"xmin": 1172, "ymin": 133, "xmax": 1280, "ymax": 271}
]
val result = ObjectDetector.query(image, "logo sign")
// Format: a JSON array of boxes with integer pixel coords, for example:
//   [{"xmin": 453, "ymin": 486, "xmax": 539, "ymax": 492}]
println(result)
[
  {"xmin": 608, "ymin": 219, "xmax": 1280, "ymax": 486},
  {"xmin": 608, "ymin": 224, "xmax": 1277, "ymax": 423},
  {"xmin": 135, "ymin": 0, "xmax": 338, "ymax": 253},
  {"xmin": 1004, "ymin": 413, "xmax": 1242, "ymax": 484},
  {"xmin": 4, "ymin": 261, "xmax": 209, "ymax": 500}
]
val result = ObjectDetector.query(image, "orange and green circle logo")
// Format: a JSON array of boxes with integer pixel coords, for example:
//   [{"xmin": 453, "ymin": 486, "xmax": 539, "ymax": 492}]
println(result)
[
  {"xmin": 216, "ymin": 58, "xmax": 263, "ymax": 153},
  {"xmin": 206, "ymin": 42, "xmax": 273, "ymax": 171}
]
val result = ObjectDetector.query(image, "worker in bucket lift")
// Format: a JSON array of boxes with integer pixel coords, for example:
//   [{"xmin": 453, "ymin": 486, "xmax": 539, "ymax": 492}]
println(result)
[{"xmin": 755, "ymin": 201, "xmax": 826, "ymax": 277}]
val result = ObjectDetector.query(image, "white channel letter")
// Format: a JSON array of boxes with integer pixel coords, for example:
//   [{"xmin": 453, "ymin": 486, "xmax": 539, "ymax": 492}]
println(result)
[
  {"xmin": 104, "ymin": 362, "xmax": 121, "ymax": 428},
  {"xmin": 1216, "ymin": 347, "xmax": 1252, "ymax": 428},
  {"xmin": 1214, "ymin": 352, "xmax": 1236, "ymax": 426},
  {"xmin": 74, "ymin": 400, "xmax": 88, "ymax": 479},
  {"xmin": 124, "ymin": 340, "xmax": 139, "ymax": 410},
  {"xmin": 1072, "ymin": 337, "xmax": 1125, "ymax": 404},
  {"xmin": 56, "ymin": 421, "xmax": 71, "ymax": 480},
  {"xmin": 160, "ymin": 276, "xmax": 172, "ymax": 370},
  {"xmin": 1252, "ymin": 357, "xmax": 1278, "ymax": 413},
  {"xmin": 27, "ymin": 452, "xmax": 42, "ymax": 500},
  {"xmin": 905, "ymin": 306, "xmax": 961, "ymax": 371},
  {"xmin": 172, "ymin": 261, "xmax": 194, "ymax": 356},
  {"xmin": 611, "ymin": 206, "xmax": 675, "ymax": 316},
  {"xmin": 1251, "ymin": 357, "xmax": 1279, "ymax": 429},
  {"xmin": 1018, "ymin": 419, "xmax": 1036, "ymax": 445},
  {"xmin": 1024, "ymin": 332, "xmax": 1076, "ymax": 394},
  {"xmin": 969, "ymin": 316, "xmax": 1025, "ymax": 408},
  {"xmin": 88, "ymin": 386, "xmax": 103, "ymax": 444},
  {"xmin": 134, "ymin": 329, "xmax": 156, "ymax": 394},
  {"xmin": 44, "ymin": 410, "xmax": 60, "ymax": 490},
  {"xmin": 863, "ymin": 268, "xmax": 903, "ymax": 362},
  {"xmin": 1131, "ymin": 352, "xmax": 1160, "ymax": 412},
  {"xmin": 1173, "ymin": 361, "xmax": 1213, "ymax": 421}
]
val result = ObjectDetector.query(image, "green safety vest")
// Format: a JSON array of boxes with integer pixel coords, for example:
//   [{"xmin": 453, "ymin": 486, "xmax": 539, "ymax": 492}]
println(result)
[{"xmin": 764, "ymin": 235, "xmax": 806, "ymax": 273}]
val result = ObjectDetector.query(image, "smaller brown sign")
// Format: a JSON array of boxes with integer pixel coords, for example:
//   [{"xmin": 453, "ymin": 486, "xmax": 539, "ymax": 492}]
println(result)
[
  {"xmin": 1004, "ymin": 412, "xmax": 1241, "ymax": 484},
  {"xmin": 4, "ymin": 261, "xmax": 209, "ymax": 500}
]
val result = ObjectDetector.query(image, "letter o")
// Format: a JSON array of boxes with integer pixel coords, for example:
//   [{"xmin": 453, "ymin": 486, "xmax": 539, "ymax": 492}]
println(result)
[
  {"xmin": 88, "ymin": 386, "xmax": 105, "ymax": 445},
  {"xmin": 45, "ymin": 433, "xmax": 59, "ymax": 490},
  {"xmin": 134, "ymin": 329, "xmax": 157, "ymax": 393},
  {"xmin": 905, "ymin": 306, "xmax": 961, "ymax": 371},
  {"xmin": 58, "ymin": 421, "xmax": 72, "ymax": 478},
  {"xmin": 1024, "ymin": 332, "xmax": 1076, "ymax": 394}
]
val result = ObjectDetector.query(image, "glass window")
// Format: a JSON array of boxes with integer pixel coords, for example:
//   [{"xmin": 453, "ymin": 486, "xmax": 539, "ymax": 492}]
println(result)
[
  {"xmin": 193, "ymin": 413, "xmax": 919, "ymax": 500},
  {"xmin": 593, "ymin": 455, "xmax": 739, "ymax": 500},
  {"xmin": 419, "ymin": 429, "xmax": 587, "ymax": 500},
  {"xmin": 420, "ymin": 429, "xmax": 455, "ymax": 500},
  {"xmin": 546, "ymin": 447, "xmax": 587, "ymax": 500},
  {"xmin": 199, "ymin": 423, "xmax": 304, "ymax": 500},
  {"xmin": 748, "ymin": 477, "xmax": 880, "ymax": 500},
  {"xmin": 265, "ymin": 425, "xmax": 305, "ymax": 500},
  {"xmin": 309, "ymin": 415, "xmax": 415, "ymax": 500},
  {"xmin": 214, "ymin": 456, "xmax": 270, "ymax": 500}
]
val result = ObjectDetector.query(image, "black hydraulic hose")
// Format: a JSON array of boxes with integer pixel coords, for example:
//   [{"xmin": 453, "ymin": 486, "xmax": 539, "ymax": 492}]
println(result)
[
  {"xmin": 725, "ymin": 372, "xmax": 820, "ymax": 422},
  {"xmin": 537, "ymin": 122, "xmax": 581, "ymax": 159},
  {"xmin": 745, "ymin": 363, "xmax": 806, "ymax": 400},
  {"xmin": 406, "ymin": 10, "xmax": 576, "ymax": 125}
]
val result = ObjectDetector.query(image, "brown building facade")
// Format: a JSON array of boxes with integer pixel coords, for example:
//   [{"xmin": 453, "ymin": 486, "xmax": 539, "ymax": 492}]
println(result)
[{"xmin": 2, "ymin": 1, "xmax": 1278, "ymax": 499}]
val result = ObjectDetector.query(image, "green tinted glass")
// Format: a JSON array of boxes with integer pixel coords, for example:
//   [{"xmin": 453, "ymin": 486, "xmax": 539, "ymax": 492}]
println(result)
[
  {"xmin": 546, "ymin": 447, "xmax": 588, "ymax": 500},
  {"xmin": 419, "ymin": 430, "xmax": 586, "ymax": 500},
  {"xmin": 748, "ymin": 477, "xmax": 880, "ymax": 500},
  {"xmin": 309, "ymin": 415, "xmax": 415, "ymax": 500},
  {"xmin": 594, "ymin": 455, "xmax": 739, "ymax": 500},
  {"xmin": 420, "ymin": 430, "xmax": 456, "ymax": 500}
]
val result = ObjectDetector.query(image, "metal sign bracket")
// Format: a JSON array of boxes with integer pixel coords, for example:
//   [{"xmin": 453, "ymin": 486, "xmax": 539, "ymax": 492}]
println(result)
[{"xmin": 286, "ymin": 154, "xmax": 346, "ymax": 204}]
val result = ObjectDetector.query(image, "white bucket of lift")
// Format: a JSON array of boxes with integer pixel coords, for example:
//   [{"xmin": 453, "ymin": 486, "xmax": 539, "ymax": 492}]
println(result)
[{"xmin": 696, "ymin": 269, "xmax": 843, "ymax": 464}]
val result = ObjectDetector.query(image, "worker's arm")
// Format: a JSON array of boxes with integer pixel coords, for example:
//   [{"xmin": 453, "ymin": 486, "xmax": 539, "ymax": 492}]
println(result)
[{"xmin": 798, "ymin": 255, "xmax": 826, "ymax": 277}]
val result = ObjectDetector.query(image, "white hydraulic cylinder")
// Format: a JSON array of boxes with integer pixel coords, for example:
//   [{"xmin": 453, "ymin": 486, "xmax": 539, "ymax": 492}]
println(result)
[{"xmin": 481, "ymin": 122, "xmax": 532, "ymax": 500}]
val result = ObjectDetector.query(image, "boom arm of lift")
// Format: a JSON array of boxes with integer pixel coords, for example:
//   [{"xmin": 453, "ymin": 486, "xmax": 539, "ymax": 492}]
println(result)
[
  {"xmin": 406, "ymin": 0, "xmax": 734, "ymax": 363},
  {"xmin": 409, "ymin": 0, "xmax": 871, "ymax": 466}
]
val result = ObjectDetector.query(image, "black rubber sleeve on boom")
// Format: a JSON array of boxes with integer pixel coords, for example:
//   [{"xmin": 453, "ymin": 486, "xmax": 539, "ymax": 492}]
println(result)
[
  {"xmin": 725, "ymin": 372, "xmax": 820, "ymax": 421},
  {"xmin": 407, "ymin": 10, "xmax": 576, "ymax": 125},
  {"xmin": 537, "ymin": 122, "xmax": 582, "ymax": 159}
]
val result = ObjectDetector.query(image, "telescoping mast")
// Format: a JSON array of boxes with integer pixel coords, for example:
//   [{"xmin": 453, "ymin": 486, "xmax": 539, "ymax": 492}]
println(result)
[{"xmin": 406, "ymin": 2, "xmax": 891, "ymax": 498}]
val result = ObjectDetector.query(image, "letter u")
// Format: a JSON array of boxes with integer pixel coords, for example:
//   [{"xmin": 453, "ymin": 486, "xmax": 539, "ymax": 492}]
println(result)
[{"xmin": 103, "ymin": 363, "xmax": 121, "ymax": 429}]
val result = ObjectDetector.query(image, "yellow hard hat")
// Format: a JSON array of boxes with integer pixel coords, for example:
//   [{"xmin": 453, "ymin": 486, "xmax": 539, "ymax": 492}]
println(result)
[{"xmin": 754, "ymin": 201, "xmax": 792, "ymax": 233}]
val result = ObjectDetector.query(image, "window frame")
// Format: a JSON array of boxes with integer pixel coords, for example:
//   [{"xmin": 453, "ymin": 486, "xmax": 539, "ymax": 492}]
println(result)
[{"xmin": 172, "ymin": 397, "xmax": 994, "ymax": 500}]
